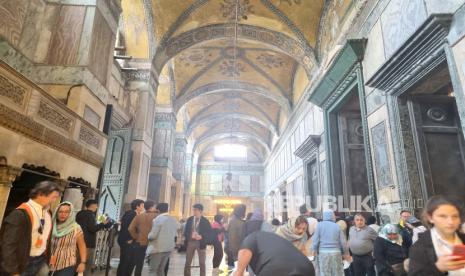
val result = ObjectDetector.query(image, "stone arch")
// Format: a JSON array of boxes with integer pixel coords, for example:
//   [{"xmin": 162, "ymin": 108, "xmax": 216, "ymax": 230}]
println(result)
[
  {"xmin": 174, "ymin": 81, "xmax": 291, "ymax": 115},
  {"xmin": 153, "ymin": 23, "xmax": 317, "ymax": 77},
  {"xmin": 186, "ymin": 112, "xmax": 278, "ymax": 137}
]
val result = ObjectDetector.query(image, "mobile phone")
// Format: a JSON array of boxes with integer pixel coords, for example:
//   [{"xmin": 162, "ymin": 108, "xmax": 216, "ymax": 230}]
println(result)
[{"xmin": 452, "ymin": 244, "xmax": 465, "ymax": 259}]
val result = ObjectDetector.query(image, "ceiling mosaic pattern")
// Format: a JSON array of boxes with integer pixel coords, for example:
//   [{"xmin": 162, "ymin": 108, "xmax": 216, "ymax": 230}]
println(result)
[{"xmin": 145, "ymin": 0, "xmax": 356, "ymax": 160}]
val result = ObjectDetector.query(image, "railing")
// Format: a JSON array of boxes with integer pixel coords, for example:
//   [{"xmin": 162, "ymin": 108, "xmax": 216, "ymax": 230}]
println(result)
[
  {"xmin": 92, "ymin": 226, "xmax": 118, "ymax": 274},
  {"xmin": 0, "ymin": 61, "xmax": 107, "ymax": 168}
]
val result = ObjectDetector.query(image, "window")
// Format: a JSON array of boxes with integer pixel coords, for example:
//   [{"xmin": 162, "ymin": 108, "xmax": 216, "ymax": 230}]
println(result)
[{"xmin": 214, "ymin": 144, "xmax": 247, "ymax": 160}]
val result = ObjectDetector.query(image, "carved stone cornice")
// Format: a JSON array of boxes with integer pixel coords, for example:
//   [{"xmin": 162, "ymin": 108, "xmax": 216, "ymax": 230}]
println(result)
[
  {"xmin": 309, "ymin": 39, "xmax": 367, "ymax": 107},
  {"xmin": 0, "ymin": 103, "xmax": 104, "ymax": 167},
  {"xmin": 366, "ymin": 15, "xmax": 453, "ymax": 96},
  {"xmin": 294, "ymin": 135, "xmax": 321, "ymax": 160}
]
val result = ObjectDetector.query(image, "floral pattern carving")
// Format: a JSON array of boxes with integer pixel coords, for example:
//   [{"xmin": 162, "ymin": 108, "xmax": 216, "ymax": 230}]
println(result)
[
  {"xmin": 38, "ymin": 101, "xmax": 73, "ymax": 132},
  {"xmin": 79, "ymin": 126, "xmax": 101, "ymax": 149},
  {"xmin": 179, "ymin": 49, "xmax": 213, "ymax": 68},
  {"xmin": 0, "ymin": 74, "xmax": 26, "ymax": 105},
  {"xmin": 219, "ymin": 59, "xmax": 246, "ymax": 77},
  {"xmin": 256, "ymin": 53, "xmax": 286, "ymax": 69},
  {"xmin": 220, "ymin": 0, "xmax": 254, "ymax": 20}
]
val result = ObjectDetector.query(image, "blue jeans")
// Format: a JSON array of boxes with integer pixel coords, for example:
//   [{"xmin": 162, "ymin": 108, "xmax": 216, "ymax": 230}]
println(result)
[
  {"xmin": 21, "ymin": 255, "xmax": 46, "ymax": 276},
  {"xmin": 51, "ymin": 266, "xmax": 76, "ymax": 276}
]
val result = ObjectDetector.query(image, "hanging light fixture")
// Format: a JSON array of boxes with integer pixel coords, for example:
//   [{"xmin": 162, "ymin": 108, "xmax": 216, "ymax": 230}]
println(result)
[{"xmin": 223, "ymin": 0, "xmax": 241, "ymax": 197}]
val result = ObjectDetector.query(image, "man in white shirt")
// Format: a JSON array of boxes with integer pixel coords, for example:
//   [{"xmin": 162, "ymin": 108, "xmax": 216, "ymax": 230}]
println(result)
[
  {"xmin": 1, "ymin": 181, "xmax": 61, "ymax": 276},
  {"xmin": 147, "ymin": 203, "xmax": 177, "ymax": 276}
]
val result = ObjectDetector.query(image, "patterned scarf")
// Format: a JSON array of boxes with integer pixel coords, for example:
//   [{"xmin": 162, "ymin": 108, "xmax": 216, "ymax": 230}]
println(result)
[
  {"xmin": 379, "ymin": 223, "xmax": 403, "ymax": 246},
  {"xmin": 276, "ymin": 217, "xmax": 306, "ymax": 244},
  {"xmin": 52, "ymin": 201, "xmax": 78, "ymax": 238}
]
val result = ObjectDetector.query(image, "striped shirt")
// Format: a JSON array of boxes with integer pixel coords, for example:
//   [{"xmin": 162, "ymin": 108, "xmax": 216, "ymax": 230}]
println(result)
[{"xmin": 50, "ymin": 225, "xmax": 83, "ymax": 271}]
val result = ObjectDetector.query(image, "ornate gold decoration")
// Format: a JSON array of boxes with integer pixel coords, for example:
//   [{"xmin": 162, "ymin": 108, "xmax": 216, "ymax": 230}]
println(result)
[{"xmin": 220, "ymin": 0, "xmax": 254, "ymax": 20}]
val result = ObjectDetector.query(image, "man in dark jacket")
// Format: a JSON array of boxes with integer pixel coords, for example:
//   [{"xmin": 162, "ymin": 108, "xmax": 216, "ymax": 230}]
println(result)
[
  {"xmin": 184, "ymin": 203, "xmax": 212, "ymax": 276},
  {"xmin": 116, "ymin": 199, "xmax": 144, "ymax": 276},
  {"xmin": 76, "ymin": 199, "xmax": 108, "ymax": 275},
  {"xmin": 0, "ymin": 181, "xmax": 61, "ymax": 276}
]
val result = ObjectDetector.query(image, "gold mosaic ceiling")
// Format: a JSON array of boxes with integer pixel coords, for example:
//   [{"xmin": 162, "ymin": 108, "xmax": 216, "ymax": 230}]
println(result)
[{"xmin": 124, "ymin": 0, "xmax": 356, "ymax": 161}]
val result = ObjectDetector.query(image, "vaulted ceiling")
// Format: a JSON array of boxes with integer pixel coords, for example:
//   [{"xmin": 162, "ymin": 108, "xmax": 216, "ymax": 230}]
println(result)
[{"xmin": 121, "ymin": 0, "xmax": 358, "ymax": 162}]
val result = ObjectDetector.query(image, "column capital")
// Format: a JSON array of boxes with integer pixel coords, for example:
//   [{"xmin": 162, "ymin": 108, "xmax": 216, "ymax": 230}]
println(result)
[{"xmin": 0, "ymin": 165, "xmax": 21, "ymax": 187}]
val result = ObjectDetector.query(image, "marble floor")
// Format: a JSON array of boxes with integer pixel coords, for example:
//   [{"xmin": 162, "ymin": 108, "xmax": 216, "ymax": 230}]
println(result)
[{"xmin": 94, "ymin": 247, "xmax": 240, "ymax": 276}]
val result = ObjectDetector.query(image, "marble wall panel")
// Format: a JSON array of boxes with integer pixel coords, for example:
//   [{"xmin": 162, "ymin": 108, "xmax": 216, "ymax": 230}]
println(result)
[
  {"xmin": 88, "ymin": 10, "xmax": 113, "ymax": 86},
  {"xmin": 0, "ymin": 0, "xmax": 28, "ymax": 47},
  {"xmin": 448, "ymin": 4, "xmax": 465, "ymax": 46},
  {"xmin": 16, "ymin": 0, "xmax": 46, "ymax": 61},
  {"xmin": 48, "ymin": 5, "xmax": 86, "ymax": 65},
  {"xmin": 362, "ymin": 20, "xmax": 386, "ymax": 80},
  {"xmin": 381, "ymin": 0, "xmax": 427, "ymax": 58},
  {"xmin": 371, "ymin": 121, "xmax": 393, "ymax": 188},
  {"xmin": 77, "ymin": 6, "xmax": 96, "ymax": 65},
  {"xmin": 34, "ymin": 5, "xmax": 60, "ymax": 63},
  {"xmin": 138, "ymin": 153, "xmax": 150, "ymax": 196},
  {"xmin": 366, "ymin": 89, "xmax": 385, "ymax": 115}
]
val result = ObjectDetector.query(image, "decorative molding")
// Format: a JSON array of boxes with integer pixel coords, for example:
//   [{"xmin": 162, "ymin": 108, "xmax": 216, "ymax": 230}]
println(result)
[
  {"xmin": 309, "ymin": 39, "xmax": 367, "ymax": 107},
  {"xmin": 123, "ymin": 69, "xmax": 150, "ymax": 82},
  {"xmin": 79, "ymin": 125, "xmax": 101, "ymax": 150},
  {"xmin": 294, "ymin": 135, "xmax": 321, "ymax": 160},
  {"xmin": 366, "ymin": 15, "xmax": 453, "ymax": 95},
  {"xmin": 0, "ymin": 103, "xmax": 104, "ymax": 167},
  {"xmin": 37, "ymin": 100, "xmax": 73, "ymax": 133},
  {"xmin": 0, "ymin": 74, "xmax": 27, "ymax": 106}
]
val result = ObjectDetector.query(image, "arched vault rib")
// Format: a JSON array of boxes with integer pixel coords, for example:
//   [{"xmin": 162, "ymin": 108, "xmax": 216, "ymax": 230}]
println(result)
[
  {"xmin": 188, "ymin": 104, "xmax": 277, "ymax": 138},
  {"xmin": 193, "ymin": 132, "xmax": 271, "ymax": 156},
  {"xmin": 174, "ymin": 81, "xmax": 291, "ymax": 115},
  {"xmin": 186, "ymin": 113, "xmax": 277, "ymax": 137},
  {"xmin": 153, "ymin": 23, "xmax": 316, "ymax": 78}
]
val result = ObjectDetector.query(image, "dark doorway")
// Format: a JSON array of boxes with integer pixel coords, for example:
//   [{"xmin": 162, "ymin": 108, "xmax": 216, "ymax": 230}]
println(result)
[
  {"xmin": 332, "ymin": 89, "xmax": 371, "ymax": 208},
  {"xmin": 405, "ymin": 63, "xmax": 465, "ymax": 201},
  {"xmin": 4, "ymin": 169, "xmax": 53, "ymax": 219},
  {"xmin": 306, "ymin": 159, "xmax": 319, "ymax": 209}
]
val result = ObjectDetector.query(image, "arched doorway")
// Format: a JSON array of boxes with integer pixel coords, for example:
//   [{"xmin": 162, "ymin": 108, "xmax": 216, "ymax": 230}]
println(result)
[{"xmin": 3, "ymin": 164, "xmax": 60, "ymax": 218}]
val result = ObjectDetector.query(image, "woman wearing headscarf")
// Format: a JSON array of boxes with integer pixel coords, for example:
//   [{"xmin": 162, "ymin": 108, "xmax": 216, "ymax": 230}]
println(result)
[
  {"xmin": 276, "ymin": 215, "xmax": 310, "ymax": 256},
  {"xmin": 244, "ymin": 209, "xmax": 273, "ymax": 237},
  {"xmin": 49, "ymin": 202, "xmax": 87, "ymax": 276},
  {"xmin": 312, "ymin": 210, "xmax": 349, "ymax": 276},
  {"xmin": 374, "ymin": 224, "xmax": 408, "ymax": 276}
]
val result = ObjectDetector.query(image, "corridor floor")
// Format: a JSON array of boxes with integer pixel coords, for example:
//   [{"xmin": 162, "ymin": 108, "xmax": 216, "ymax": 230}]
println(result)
[{"xmin": 95, "ymin": 247, "xmax": 241, "ymax": 276}]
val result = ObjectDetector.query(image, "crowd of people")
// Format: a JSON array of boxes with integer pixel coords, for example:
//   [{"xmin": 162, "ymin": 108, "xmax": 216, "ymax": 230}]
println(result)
[{"xmin": 0, "ymin": 180, "xmax": 465, "ymax": 276}]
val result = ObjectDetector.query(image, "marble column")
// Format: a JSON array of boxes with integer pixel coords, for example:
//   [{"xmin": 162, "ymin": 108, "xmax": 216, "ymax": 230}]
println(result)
[
  {"xmin": 0, "ymin": 164, "xmax": 21, "ymax": 224},
  {"xmin": 172, "ymin": 136, "xmax": 187, "ymax": 216},
  {"xmin": 149, "ymin": 112, "xmax": 176, "ymax": 203}
]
